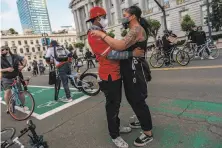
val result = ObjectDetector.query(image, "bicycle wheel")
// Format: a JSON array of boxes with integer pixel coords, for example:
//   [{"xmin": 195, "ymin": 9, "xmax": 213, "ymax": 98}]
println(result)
[
  {"xmin": 80, "ymin": 73, "xmax": 100, "ymax": 96},
  {"xmin": 8, "ymin": 91, "xmax": 35, "ymax": 121},
  {"xmin": 149, "ymin": 53, "xmax": 164, "ymax": 68},
  {"xmin": 183, "ymin": 47, "xmax": 195, "ymax": 60},
  {"xmin": 203, "ymin": 44, "xmax": 219, "ymax": 59},
  {"xmin": 54, "ymin": 77, "xmax": 61, "ymax": 101},
  {"xmin": 1, "ymin": 127, "xmax": 15, "ymax": 147},
  {"xmin": 176, "ymin": 50, "xmax": 190, "ymax": 66}
]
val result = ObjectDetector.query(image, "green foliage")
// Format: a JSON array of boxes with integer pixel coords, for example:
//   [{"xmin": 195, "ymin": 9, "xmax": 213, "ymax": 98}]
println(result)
[
  {"xmin": 146, "ymin": 19, "xmax": 161, "ymax": 41},
  {"xmin": 9, "ymin": 28, "xmax": 18, "ymax": 34},
  {"xmin": 121, "ymin": 30, "xmax": 128, "ymax": 37},
  {"xmin": 209, "ymin": 0, "xmax": 222, "ymax": 31},
  {"xmin": 68, "ymin": 44, "xmax": 74, "ymax": 51},
  {"xmin": 181, "ymin": 14, "xmax": 195, "ymax": 32},
  {"xmin": 107, "ymin": 30, "xmax": 115, "ymax": 38},
  {"xmin": 74, "ymin": 42, "xmax": 85, "ymax": 49}
]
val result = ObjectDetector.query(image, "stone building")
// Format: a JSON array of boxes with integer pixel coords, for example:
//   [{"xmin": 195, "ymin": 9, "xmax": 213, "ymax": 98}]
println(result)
[
  {"xmin": 69, "ymin": 0, "xmax": 221, "ymax": 45},
  {"xmin": 1, "ymin": 33, "xmax": 77, "ymax": 67}
]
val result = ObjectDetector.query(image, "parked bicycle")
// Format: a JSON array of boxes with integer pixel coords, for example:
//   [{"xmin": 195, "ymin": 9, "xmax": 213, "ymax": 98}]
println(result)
[
  {"xmin": 149, "ymin": 44, "xmax": 190, "ymax": 68},
  {"xmin": 7, "ymin": 76, "xmax": 35, "ymax": 121},
  {"xmin": 1, "ymin": 120, "xmax": 48, "ymax": 148},
  {"xmin": 182, "ymin": 38, "xmax": 219, "ymax": 60},
  {"xmin": 54, "ymin": 67, "xmax": 100, "ymax": 101}
]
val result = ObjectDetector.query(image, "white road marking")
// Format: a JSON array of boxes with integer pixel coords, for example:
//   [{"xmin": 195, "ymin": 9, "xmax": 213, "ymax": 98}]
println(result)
[{"xmin": 36, "ymin": 95, "xmax": 90, "ymax": 120}]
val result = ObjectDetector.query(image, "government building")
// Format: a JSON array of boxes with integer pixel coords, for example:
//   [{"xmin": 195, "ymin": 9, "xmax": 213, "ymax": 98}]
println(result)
[
  {"xmin": 69, "ymin": 0, "xmax": 221, "ymax": 46},
  {"xmin": 1, "ymin": 33, "xmax": 76, "ymax": 67}
]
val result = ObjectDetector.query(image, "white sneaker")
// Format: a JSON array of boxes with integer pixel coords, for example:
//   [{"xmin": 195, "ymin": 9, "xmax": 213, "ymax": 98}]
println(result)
[
  {"xmin": 60, "ymin": 98, "xmax": 72, "ymax": 103},
  {"xmin": 112, "ymin": 137, "xmax": 129, "ymax": 148},
  {"xmin": 200, "ymin": 57, "xmax": 204, "ymax": 60},
  {"xmin": 208, "ymin": 56, "xmax": 214, "ymax": 60},
  {"xmin": 119, "ymin": 126, "xmax": 132, "ymax": 134}
]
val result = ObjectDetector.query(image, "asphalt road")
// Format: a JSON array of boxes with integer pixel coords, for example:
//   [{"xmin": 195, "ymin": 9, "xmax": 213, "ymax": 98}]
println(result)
[{"xmin": 1, "ymin": 52, "xmax": 222, "ymax": 148}]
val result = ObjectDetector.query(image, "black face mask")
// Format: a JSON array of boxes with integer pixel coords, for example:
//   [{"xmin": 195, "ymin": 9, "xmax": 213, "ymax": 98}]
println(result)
[
  {"xmin": 1, "ymin": 53, "xmax": 7, "ymax": 57},
  {"xmin": 122, "ymin": 16, "xmax": 132, "ymax": 29}
]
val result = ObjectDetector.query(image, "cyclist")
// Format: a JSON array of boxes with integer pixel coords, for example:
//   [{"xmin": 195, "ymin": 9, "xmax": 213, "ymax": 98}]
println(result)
[
  {"xmin": 45, "ymin": 40, "xmax": 73, "ymax": 103},
  {"xmin": 85, "ymin": 48, "xmax": 95, "ymax": 68},
  {"xmin": 196, "ymin": 26, "xmax": 214, "ymax": 60},
  {"xmin": 0, "ymin": 46, "xmax": 27, "ymax": 113},
  {"xmin": 90, "ymin": 6, "xmax": 153, "ymax": 147},
  {"xmin": 162, "ymin": 30, "xmax": 177, "ymax": 65}
]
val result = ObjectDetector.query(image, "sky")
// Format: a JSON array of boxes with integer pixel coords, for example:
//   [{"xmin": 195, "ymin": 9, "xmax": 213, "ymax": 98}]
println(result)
[{"xmin": 0, "ymin": 0, "xmax": 75, "ymax": 33}]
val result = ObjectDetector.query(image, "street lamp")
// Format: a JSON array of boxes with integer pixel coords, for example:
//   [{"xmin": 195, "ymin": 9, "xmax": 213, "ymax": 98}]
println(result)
[
  {"xmin": 154, "ymin": 0, "xmax": 168, "ymax": 31},
  {"xmin": 206, "ymin": 0, "xmax": 212, "ymax": 39}
]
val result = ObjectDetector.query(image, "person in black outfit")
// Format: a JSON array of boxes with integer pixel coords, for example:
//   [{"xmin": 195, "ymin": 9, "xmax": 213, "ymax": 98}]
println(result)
[
  {"xmin": 32, "ymin": 60, "xmax": 38, "ymax": 76},
  {"xmin": 162, "ymin": 30, "xmax": 177, "ymax": 65},
  {"xmin": 85, "ymin": 49, "xmax": 95, "ymax": 68},
  {"xmin": 91, "ymin": 6, "xmax": 153, "ymax": 147},
  {"xmin": 188, "ymin": 26, "xmax": 197, "ymax": 43},
  {"xmin": 196, "ymin": 26, "xmax": 214, "ymax": 60}
]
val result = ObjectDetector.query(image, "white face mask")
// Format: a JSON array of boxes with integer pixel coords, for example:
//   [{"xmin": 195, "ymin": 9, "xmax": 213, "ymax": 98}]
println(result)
[{"xmin": 99, "ymin": 17, "xmax": 108, "ymax": 28}]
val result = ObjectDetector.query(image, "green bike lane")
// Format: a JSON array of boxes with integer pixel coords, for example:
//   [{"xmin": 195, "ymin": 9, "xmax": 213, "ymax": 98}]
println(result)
[
  {"xmin": 1, "ymin": 86, "xmax": 222, "ymax": 147},
  {"xmin": 0, "ymin": 85, "xmax": 90, "ymax": 120}
]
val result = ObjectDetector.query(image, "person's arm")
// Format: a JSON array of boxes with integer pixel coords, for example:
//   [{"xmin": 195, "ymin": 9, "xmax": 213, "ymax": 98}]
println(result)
[
  {"xmin": 0, "ymin": 68, "xmax": 11, "ymax": 72},
  {"xmin": 91, "ymin": 26, "xmax": 140, "ymax": 50}
]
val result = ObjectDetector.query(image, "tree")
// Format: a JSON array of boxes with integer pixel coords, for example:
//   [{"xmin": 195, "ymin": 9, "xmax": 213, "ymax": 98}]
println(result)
[
  {"xmin": 209, "ymin": 0, "xmax": 222, "ymax": 31},
  {"xmin": 8, "ymin": 28, "xmax": 18, "ymax": 34},
  {"xmin": 107, "ymin": 30, "xmax": 115, "ymax": 38},
  {"xmin": 181, "ymin": 14, "xmax": 195, "ymax": 32},
  {"xmin": 74, "ymin": 42, "xmax": 85, "ymax": 56},
  {"xmin": 146, "ymin": 19, "xmax": 161, "ymax": 42},
  {"xmin": 68, "ymin": 44, "xmax": 74, "ymax": 51}
]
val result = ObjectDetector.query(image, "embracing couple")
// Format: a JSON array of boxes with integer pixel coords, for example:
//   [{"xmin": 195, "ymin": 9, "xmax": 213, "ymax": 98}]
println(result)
[{"xmin": 87, "ymin": 6, "xmax": 153, "ymax": 148}]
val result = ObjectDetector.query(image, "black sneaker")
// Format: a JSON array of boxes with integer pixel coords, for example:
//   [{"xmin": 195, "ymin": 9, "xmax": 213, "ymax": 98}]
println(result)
[
  {"xmin": 129, "ymin": 121, "xmax": 141, "ymax": 129},
  {"xmin": 134, "ymin": 133, "xmax": 153, "ymax": 147}
]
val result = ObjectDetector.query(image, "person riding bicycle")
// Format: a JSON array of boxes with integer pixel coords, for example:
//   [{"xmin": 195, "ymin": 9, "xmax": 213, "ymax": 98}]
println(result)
[
  {"xmin": 0, "ymin": 46, "xmax": 27, "ymax": 113},
  {"xmin": 162, "ymin": 30, "xmax": 177, "ymax": 65},
  {"xmin": 196, "ymin": 26, "xmax": 214, "ymax": 60},
  {"xmin": 45, "ymin": 40, "xmax": 73, "ymax": 103},
  {"xmin": 155, "ymin": 36, "xmax": 163, "ymax": 52},
  {"xmin": 85, "ymin": 48, "xmax": 96, "ymax": 69}
]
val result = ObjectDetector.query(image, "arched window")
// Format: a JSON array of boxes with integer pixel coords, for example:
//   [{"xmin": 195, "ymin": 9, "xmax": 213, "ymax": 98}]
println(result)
[{"xmin": 26, "ymin": 48, "xmax": 29, "ymax": 53}]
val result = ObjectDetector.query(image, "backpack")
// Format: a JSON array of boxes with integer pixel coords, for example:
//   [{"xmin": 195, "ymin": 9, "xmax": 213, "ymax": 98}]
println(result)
[{"xmin": 53, "ymin": 46, "xmax": 68, "ymax": 62}]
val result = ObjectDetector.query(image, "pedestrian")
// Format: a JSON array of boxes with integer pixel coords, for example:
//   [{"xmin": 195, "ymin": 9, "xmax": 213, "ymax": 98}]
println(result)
[
  {"xmin": 0, "ymin": 46, "xmax": 27, "ymax": 113},
  {"xmin": 32, "ymin": 60, "xmax": 38, "ymax": 76},
  {"xmin": 85, "ymin": 48, "xmax": 95, "ymax": 69},
  {"xmin": 89, "ymin": 6, "xmax": 152, "ymax": 147},
  {"xmin": 196, "ymin": 26, "xmax": 214, "ymax": 60},
  {"xmin": 44, "ymin": 40, "xmax": 73, "ymax": 103}
]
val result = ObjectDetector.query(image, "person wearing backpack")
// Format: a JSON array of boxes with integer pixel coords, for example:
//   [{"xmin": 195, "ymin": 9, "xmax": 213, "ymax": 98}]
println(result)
[
  {"xmin": 0, "ymin": 46, "xmax": 27, "ymax": 113},
  {"xmin": 45, "ymin": 40, "xmax": 73, "ymax": 103}
]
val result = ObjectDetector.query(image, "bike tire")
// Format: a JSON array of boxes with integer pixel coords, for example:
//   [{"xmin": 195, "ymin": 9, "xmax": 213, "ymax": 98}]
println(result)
[
  {"xmin": 183, "ymin": 47, "xmax": 195, "ymax": 60},
  {"xmin": 149, "ymin": 53, "xmax": 164, "ymax": 68},
  {"xmin": 8, "ymin": 91, "xmax": 35, "ymax": 121},
  {"xmin": 176, "ymin": 50, "xmax": 190, "ymax": 66},
  {"xmin": 54, "ymin": 77, "xmax": 61, "ymax": 101},
  {"xmin": 80, "ymin": 73, "xmax": 100, "ymax": 96},
  {"xmin": 203, "ymin": 44, "xmax": 219, "ymax": 59}
]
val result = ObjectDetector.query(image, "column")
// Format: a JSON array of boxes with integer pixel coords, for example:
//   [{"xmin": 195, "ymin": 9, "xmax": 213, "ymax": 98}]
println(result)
[
  {"xmin": 113, "ymin": 0, "xmax": 121, "ymax": 24},
  {"xmin": 125, "ymin": 0, "xmax": 132, "ymax": 8},
  {"xmin": 72, "ymin": 9, "xmax": 80, "ymax": 34},
  {"xmin": 139, "ymin": 0, "xmax": 146, "ymax": 12},
  {"xmin": 77, "ymin": 9, "xmax": 82, "ymax": 33},
  {"xmin": 88, "ymin": 2, "xmax": 93, "ymax": 10},
  {"xmin": 102, "ymin": 0, "xmax": 111, "ymax": 26},
  {"xmin": 84, "ymin": 5, "xmax": 89, "ymax": 30}
]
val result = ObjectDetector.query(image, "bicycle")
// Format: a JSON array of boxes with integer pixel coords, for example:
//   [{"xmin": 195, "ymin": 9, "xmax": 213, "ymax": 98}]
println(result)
[
  {"xmin": 54, "ymin": 67, "xmax": 100, "ymax": 101},
  {"xmin": 149, "ymin": 44, "xmax": 190, "ymax": 68},
  {"xmin": 7, "ymin": 76, "xmax": 35, "ymax": 121},
  {"xmin": 182, "ymin": 38, "xmax": 219, "ymax": 60},
  {"xmin": 1, "ymin": 120, "xmax": 48, "ymax": 148}
]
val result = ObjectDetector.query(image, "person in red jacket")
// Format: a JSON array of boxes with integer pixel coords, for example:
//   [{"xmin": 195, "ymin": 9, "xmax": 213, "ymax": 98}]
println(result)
[{"xmin": 87, "ymin": 7, "xmax": 144, "ymax": 148}]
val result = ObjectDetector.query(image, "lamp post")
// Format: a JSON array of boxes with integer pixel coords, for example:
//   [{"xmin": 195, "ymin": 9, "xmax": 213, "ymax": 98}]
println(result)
[
  {"xmin": 154, "ymin": 0, "xmax": 168, "ymax": 31},
  {"xmin": 206, "ymin": 0, "xmax": 212, "ymax": 39}
]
